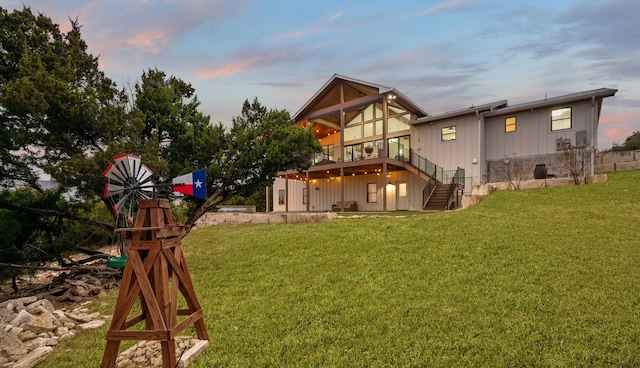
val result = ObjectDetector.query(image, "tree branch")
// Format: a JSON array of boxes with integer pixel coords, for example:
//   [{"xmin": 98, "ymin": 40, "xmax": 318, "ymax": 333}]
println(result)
[
  {"xmin": 0, "ymin": 200, "xmax": 115, "ymax": 231},
  {"xmin": 182, "ymin": 187, "xmax": 225, "ymax": 238}
]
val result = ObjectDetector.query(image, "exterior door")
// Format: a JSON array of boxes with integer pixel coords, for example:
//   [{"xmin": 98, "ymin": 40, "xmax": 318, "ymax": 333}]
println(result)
[
  {"xmin": 386, "ymin": 184, "xmax": 396, "ymax": 211},
  {"xmin": 397, "ymin": 182, "xmax": 409, "ymax": 210}
]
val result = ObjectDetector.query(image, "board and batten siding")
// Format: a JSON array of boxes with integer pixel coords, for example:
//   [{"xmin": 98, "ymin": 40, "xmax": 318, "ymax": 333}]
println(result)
[
  {"xmin": 272, "ymin": 170, "xmax": 427, "ymax": 212},
  {"xmin": 484, "ymin": 99, "xmax": 596, "ymax": 161},
  {"xmin": 412, "ymin": 114, "xmax": 480, "ymax": 185}
]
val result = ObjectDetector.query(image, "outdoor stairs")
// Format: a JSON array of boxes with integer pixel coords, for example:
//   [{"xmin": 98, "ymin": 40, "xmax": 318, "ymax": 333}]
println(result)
[{"xmin": 423, "ymin": 184, "xmax": 449, "ymax": 211}]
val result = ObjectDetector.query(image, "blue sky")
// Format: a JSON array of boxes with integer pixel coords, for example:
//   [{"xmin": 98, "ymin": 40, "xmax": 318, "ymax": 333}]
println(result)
[{"xmin": 3, "ymin": 0, "xmax": 639, "ymax": 149}]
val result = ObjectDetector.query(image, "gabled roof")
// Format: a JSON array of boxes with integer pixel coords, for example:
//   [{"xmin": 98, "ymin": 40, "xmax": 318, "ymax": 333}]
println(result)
[
  {"xmin": 482, "ymin": 88, "xmax": 617, "ymax": 117},
  {"xmin": 414, "ymin": 100, "xmax": 508, "ymax": 125},
  {"xmin": 293, "ymin": 74, "xmax": 429, "ymax": 121}
]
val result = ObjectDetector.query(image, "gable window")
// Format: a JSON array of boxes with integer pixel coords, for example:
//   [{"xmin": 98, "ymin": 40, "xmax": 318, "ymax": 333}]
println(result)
[
  {"xmin": 551, "ymin": 107, "xmax": 571, "ymax": 131},
  {"xmin": 441, "ymin": 126, "xmax": 456, "ymax": 141},
  {"xmin": 387, "ymin": 105, "xmax": 411, "ymax": 133},
  {"xmin": 367, "ymin": 183, "xmax": 377, "ymax": 203},
  {"xmin": 505, "ymin": 116, "xmax": 517, "ymax": 133}
]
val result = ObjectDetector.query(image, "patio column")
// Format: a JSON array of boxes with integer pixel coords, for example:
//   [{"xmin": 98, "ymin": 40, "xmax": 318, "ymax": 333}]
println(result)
[{"xmin": 383, "ymin": 94, "xmax": 388, "ymax": 212}]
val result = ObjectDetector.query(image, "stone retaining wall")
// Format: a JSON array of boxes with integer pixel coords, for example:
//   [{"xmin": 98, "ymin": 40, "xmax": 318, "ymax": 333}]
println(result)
[
  {"xmin": 596, "ymin": 150, "xmax": 640, "ymax": 173},
  {"xmin": 195, "ymin": 212, "xmax": 337, "ymax": 226}
]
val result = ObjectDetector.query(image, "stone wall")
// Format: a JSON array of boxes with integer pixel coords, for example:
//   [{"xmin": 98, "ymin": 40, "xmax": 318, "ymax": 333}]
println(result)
[
  {"xmin": 195, "ymin": 212, "xmax": 337, "ymax": 226},
  {"xmin": 487, "ymin": 152, "xmax": 589, "ymax": 183},
  {"xmin": 595, "ymin": 150, "xmax": 640, "ymax": 173}
]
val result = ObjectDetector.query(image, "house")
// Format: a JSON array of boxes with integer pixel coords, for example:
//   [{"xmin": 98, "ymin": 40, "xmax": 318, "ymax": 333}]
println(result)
[{"xmin": 272, "ymin": 74, "xmax": 617, "ymax": 212}]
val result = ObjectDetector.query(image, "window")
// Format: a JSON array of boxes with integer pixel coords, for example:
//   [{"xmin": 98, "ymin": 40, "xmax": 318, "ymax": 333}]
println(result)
[
  {"xmin": 344, "ymin": 144, "xmax": 363, "ymax": 162},
  {"xmin": 314, "ymin": 144, "xmax": 334, "ymax": 163},
  {"xmin": 343, "ymin": 103, "xmax": 383, "ymax": 143},
  {"xmin": 388, "ymin": 105, "xmax": 411, "ymax": 133},
  {"xmin": 388, "ymin": 135, "xmax": 410, "ymax": 161},
  {"xmin": 367, "ymin": 183, "xmax": 377, "ymax": 203},
  {"xmin": 551, "ymin": 107, "xmax": 571, "ymax": 131},
  {"xmin": 441, "ymin": 126, "xmax": 456, "ymax": 141},
  {"xmin": 505, "ymin": 117, "xmax": 517, "ymax": 133},
  {"xmin": 302, "ymin": 188, "xmax": 308, "ymax": 204},
  {"xmin": 398, "ymin": 183, "xmax": 407, "ymax": 197},
  {"xmin": 278, "ymin": 189, "xmax": 285, "ymax": 205}
]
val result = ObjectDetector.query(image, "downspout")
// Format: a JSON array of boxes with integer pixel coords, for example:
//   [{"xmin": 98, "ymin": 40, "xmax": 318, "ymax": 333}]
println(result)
[
  {"xmin": 476, "ymin": 110, "xmax": 486, "ymax": 184},
  {"xmin": 590, "ymin": 95, "xmax": 596, "ymax": 176}
]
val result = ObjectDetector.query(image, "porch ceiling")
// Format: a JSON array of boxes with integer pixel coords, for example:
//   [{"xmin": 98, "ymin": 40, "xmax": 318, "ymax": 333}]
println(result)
[{"xmin": 282, "ymin": 159, "xmax": 409, "ymax": 180}]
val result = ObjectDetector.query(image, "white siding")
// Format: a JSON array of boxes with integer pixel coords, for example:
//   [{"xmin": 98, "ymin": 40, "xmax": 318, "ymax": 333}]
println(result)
[
  {"xmin": 413, "ymin": 114, "xmax": 480, "ymax": 184},
  {"xmin": 485, "ymin": 100, "xmax": 594, "ymax": 160},
  {"xmin": 273, "ymin": 171, "xmax": 428, "ymax": 212}
]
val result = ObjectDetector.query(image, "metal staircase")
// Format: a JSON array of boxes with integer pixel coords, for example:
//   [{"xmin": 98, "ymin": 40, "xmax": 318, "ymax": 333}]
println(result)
[{"xmin": 391, "ymin": 149, "xmax": 465, "ymax": 211}]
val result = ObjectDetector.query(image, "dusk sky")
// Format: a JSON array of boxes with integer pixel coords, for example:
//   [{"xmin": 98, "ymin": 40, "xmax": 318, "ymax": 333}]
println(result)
[{"xmin": 3, "ymin": 0, "xmax": 639, "ymax": 149}]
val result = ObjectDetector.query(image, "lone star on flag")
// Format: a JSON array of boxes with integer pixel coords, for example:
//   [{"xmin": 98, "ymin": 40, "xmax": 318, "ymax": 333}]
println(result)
[{"xmin": 195, "ymin": 179, "xmax": 203, "ymax": 188}]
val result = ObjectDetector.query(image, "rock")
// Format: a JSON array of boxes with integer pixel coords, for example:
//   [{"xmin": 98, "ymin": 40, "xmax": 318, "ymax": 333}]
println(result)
[
  {"xmin": 12, "ymin": 346, "xmax": 53, "ymax": 368},
  {"xmin": 64, "ymin": 311, "xmax": 92, "ymax": 323},
  {"xmin": 26, "ymin": 299, "xmax": 55, "ymax": 314},
  {"xmin": 17, "ymin": 330, "xmax": 37, "ymax": 342},
  {"xmin": 78, "ymin": 319, "xmax": 105, "ymax": 330},
  {"xmin": 54, "ymin": 326, "xmax": 69, "ymax": 336},
  {"xmin": 0, "ymin": 328, "xmax": 28, "ymax": 357},
  {"xmin": 59, "ymin": 331, "xmax": 76, "ymax": 341},
  {"xmin": 10, "ymin": 309, "xmax": 35, "ymax": 326},
  {"xmin": 9, "ymin": 326, "xmax": 24, "ymax": 336},
  {"xmin": 22, "ymin": 311, "xmax": 56, "ymax": 333},
  {"xmin": 23, "ymin": 337, "xmax": 48, "ymax": 351},
  {"xmin": 0, "ymin": 308, "xmax": 12, "ymax": 319},
  {"xmin": 0, "ymin": 296, "xmax": 37, "ymax": 309},
  {"xmin": 52, "ymin": 310, "xmax": 72, "ymax": 323}
]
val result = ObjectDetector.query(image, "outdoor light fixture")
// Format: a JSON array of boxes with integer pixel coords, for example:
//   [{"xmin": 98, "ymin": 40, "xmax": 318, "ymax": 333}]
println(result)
[{"xmin": 387, "ymin": 93, "xmax": 397, "ymax": 101}]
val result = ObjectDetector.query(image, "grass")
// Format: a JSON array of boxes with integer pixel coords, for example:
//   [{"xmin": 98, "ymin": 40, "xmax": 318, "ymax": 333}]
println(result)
[{"xmin": 41, "ymin": 171, "xmax": 640, "ymax": 367}]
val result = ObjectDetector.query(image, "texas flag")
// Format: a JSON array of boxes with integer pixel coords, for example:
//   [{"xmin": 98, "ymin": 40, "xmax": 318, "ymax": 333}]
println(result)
[{"xmin": 172, "ymin": 169, "xmax": 207, "ymax": 199}]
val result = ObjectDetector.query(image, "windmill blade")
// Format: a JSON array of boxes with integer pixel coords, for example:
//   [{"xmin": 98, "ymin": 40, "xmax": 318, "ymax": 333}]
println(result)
[
  {"xmin": 136, "ymin": 164, "xmax": 153, "ymax": 183},
  {"xmin": 104, "ymin": 183, "xmax": 125, "ymax": 197},
  {"xmin": 113, "ymin": 192, "xmax": 133, "ymax": 215},
  {"xmin": 102, "ymin": 163, "xmax": 127, "ymax": 184},
  {"xmin": 139, "ymin": 181, "xmax": 155, "ymax": 193},
  {"xmin": 127, "ymin": 155, "xmax": 141, "ymax": 178}
]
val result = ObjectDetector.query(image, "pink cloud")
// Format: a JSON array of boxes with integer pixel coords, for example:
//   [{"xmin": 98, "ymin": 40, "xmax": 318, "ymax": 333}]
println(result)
[
  {"xmin": 125, "ymin": 30, "xmax": 169, "ymax": 53},
  {"xmin": 599, "ymin": 112, "xmax": 640, "ymax": 126},
  {"xmin": 197, "ymin": 56, "xmax": 264, "ymax": 78},
  {"xmin": 603, "ymin": 127, "xmax": 626, "ymax": 138}
]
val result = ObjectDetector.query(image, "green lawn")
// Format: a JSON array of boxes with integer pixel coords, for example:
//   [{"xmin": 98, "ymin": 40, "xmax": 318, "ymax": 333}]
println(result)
[{"xmin": 42, "ymin": 171, "xmax": 640, "ymax": 367}]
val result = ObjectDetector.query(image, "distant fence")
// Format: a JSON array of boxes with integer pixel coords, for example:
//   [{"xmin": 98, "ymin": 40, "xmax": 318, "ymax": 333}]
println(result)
[{"xmin": 596, "ymin": 150, "xmax": 640, "ymax": 173}]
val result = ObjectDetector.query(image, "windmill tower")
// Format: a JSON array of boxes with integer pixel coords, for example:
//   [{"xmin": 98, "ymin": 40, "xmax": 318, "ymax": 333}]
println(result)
[{"xmin": 100, "ymin": 154, "xmax": 209, "ymax": 368}]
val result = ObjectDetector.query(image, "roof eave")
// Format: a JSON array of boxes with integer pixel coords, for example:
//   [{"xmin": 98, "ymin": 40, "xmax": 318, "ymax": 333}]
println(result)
[{"xmin": 482, "ymin": 88, "xmax": 618, "ymax": 118}]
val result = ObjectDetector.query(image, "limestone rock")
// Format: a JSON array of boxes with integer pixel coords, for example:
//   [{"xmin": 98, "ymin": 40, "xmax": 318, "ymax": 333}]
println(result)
[
  {"xmin": 0, "ymin": 328, "xmax": 28, "ymax": 357},
  {"xmin": 12, "ymin": 346, "xmax": 53, "ymax": 368}
]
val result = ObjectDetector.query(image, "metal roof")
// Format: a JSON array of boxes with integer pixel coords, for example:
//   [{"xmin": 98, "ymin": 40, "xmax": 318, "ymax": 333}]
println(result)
[
  {"xmin": 293, "ymin": 74, "xmax": 429, "ymax": 121},
  {"xmin": 482, "ymin": 88, "xmax": 617, "ymax": 117}
]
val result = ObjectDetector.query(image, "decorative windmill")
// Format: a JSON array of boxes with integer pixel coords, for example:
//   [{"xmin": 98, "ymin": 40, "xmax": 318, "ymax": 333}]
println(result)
[
  {"xmin": 100, "ymin": 153, "xmax": 209, "ymax": 368},
  {"xmin": 102, "ymin": 153, "xmax": 207, "ymax": 268}
]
